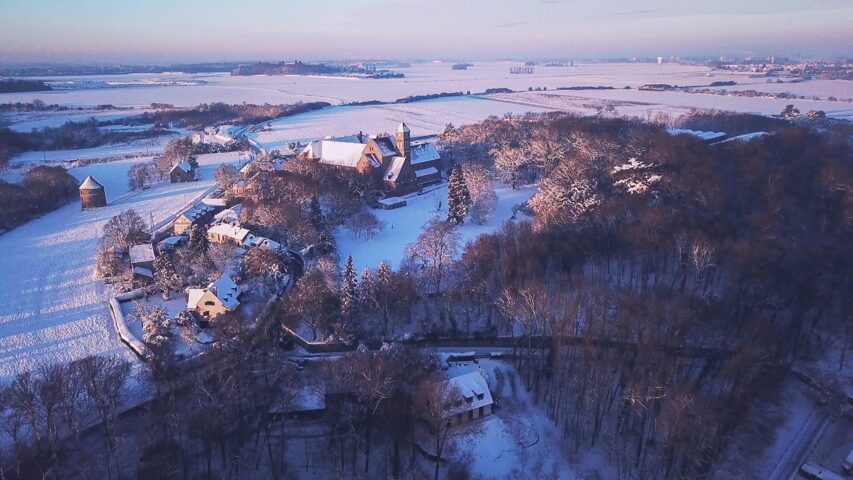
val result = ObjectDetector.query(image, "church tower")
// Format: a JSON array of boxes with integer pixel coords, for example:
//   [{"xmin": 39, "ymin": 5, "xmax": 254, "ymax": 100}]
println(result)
[{"xmin": 395, "ymin": 122, "xmax": 411, "ymax": 159}]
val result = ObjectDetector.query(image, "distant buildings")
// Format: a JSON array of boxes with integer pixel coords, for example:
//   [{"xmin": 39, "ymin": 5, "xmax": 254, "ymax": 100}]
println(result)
[
  {"xmin": 79, "ymin": 176, "xmax": 106, "ymax": 209},
  {"xmin": 301, "ymin": 122, "xmax": 441, "ymax": 192}
]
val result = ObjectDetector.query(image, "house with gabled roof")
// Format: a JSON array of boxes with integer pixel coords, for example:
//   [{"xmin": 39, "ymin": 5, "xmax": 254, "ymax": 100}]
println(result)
[
  {"xmin": 301, "ymin": 122, "xmax": 441, "ymax": 192},
  {"xmin": 170, "ymin": 160, "xmax": 197, "ymax": 183},
  {"xmin": 186, "ymin": 274, "xmax": 241, "ymax": 320},
  {"xmin": 442, "ymin": 369, "xmax": 494, "ymax": 425}
]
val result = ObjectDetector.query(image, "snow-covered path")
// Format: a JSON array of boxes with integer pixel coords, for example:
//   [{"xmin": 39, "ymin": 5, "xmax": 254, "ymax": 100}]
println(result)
[{"xmin": 0, "ymin": 176, "xmax": 213, "ymax": 380}]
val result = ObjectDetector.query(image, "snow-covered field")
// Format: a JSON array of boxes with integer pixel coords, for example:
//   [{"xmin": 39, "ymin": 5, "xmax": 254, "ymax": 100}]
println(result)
[
  {"xmin": 0, "ymin": 156, "xmax": 239, "ymax": 380},
  {"xmin": 489, "ymin": 88, "xmax": 853, "ymax": 120},
  {"xmin": 0, "ymin": 63, "xmax": 746, "ymax": 108},
  {"xmin": 336, "ymin": 182, "xmax": 536, "ymax": 273},
  {"xmin": 248, "ymin": 96, "xmax": 550, "ymax": 152}
]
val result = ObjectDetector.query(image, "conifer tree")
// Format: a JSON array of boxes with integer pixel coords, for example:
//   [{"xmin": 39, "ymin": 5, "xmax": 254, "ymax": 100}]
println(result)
[
  {"xmin": 153, "ymin": 253, "xmax": 182, "ymax": 298},
  {"xmin": 447, "ymin": 163, "xmax": 471, "ymax": 224},
  {"xmin": 188, "ymin": 224, "xmax": 209, "ymax": 255},
  {"xmin": 341, "ymin": 255, "xmax": 358, "ymax": 319}
]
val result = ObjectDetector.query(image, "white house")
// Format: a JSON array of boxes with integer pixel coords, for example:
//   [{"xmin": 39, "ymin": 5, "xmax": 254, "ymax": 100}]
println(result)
[
  {"xmin": 186, "ymin": 274, "xmax": 241, "ymax": 320},
  {"xmin": 444, "ymin": 369, "xmax": 494, "ymax": 425}
]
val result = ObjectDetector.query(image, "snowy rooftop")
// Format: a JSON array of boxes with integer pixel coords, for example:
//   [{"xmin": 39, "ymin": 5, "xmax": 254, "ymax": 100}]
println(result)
[
  {"xmin": 129, "ymin": 244, "xmax": 155, "ymax": 264},
  {"xmin": 415, "ymin": 166, "xmax": 438, "ymax": 178},
  {"xmin": 411, "ymin": 143, "xmax": 440, "ymax": 165},
  {"xmin": 384, "ymin": 156, "xmax": 407, "ymax": 181},
  {"xmin": 208, "ymin": 223, "xmax": 253, "ymax": 243},
  {"xmin": 445, "ymin": 370, "xmax": 493, "ymax": 413},
  {"xmin": 78, "ymin": 176, "xmax": 104, "ymax": 190},
  {"xmin": 171, "ymin": 159, "xmax": 194, "ymax": 173}
]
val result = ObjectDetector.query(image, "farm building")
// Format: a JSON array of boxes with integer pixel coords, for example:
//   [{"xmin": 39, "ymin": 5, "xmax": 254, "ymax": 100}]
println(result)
[
  {"xmin": 443, "ymin": 370, "xmax": 494, "ymax": 425},
  {"xmin": 301, "ymin": 122, "xmax": 441, "ymax": 192},
  {"xmin": 129, "ymin": 244, "xmax": 156, "ymax": 280},
  {"xmin": 169, "ymin": 160, "xmax": 197, "ymax": 183},
  {"xmin": 186, "ymin": 274, "xmax": 241, "ymax": 320},
  {"xmin": 79, "ymin": 176, "xmax": 107, "ymax": 209},
  {"xmin": 173, "ymin": 203, "xmax": 219, "ymax": 235},
  {"xmin": 207, "ymin": 223, "xmax": 256, "ymax": 246}
]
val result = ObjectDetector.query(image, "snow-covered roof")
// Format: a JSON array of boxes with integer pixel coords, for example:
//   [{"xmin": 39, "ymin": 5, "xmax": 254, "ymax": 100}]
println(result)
[
  {"xmin": 415, "ymin": 167, "xmax": 438, "ymax": 178},
  {"xmin": 397, "ymin": 122, "xmax": 410, "ymax": 133},
  {"xmin": 129, "ymin": 244, "xmax": 155, "ymax": 264},
  {"xmin": 133, "ymin": 266, "xmax": 154, "ymax": 278},
  {"xmin": 171, "ymin": 159, "xmax": 194, "ymax": 173},
  {"xmin": 373, "ymin": 136, "xmax": 398, "ymax": 157},
  {"xmin": 210, "ymin": 274, "xmax": 241, "ymax": 309},
  {"xmin": 445, "ymin": 370, "xmax": 493, "ymax": 413},
  {"xmin": 246, "ymin": 236, "xmax": 281, "ymax": 250},
  {"xmin": 666, "ymin": 128, "xmax": 727, "ymax": 141},
  {"xmin": 178, "ymin": 204, "xmax": 216, "ymax": 223},
  {"xmin": 384, "ymin": 156, "xmax": 408, "ymax": 182},
  {"xmin": 78, "ymin": 176, "xmax": 104, "ymax": 190},
  {"xmin": 411, "ymin": 143, "xmax": 440, "ymax": 165},
  {"xmin": 208, "ymin": 223, "xmax": 253, "ymax": 243},
  {"xmin": 214, "ymin": 204, "xmax": 242, "ymax": 224},
  {"xmin": 306, "ymin": 139, "xmax": 367, "ymax": 168},
  {"xmin": 157, "ymin": 236, "xmax": 185, "ymax": 249}
]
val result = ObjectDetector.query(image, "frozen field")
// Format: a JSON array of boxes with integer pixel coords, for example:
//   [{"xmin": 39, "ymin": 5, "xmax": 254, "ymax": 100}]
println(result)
[
  {"xmin": 0, "ymin": 63, "xmax": 747, "ymax": 108},
  {"xmin": 248, "ymin": 96, "xmax": 550, "ymax": 151},
  {"xmin": 0, "ymin": 155, "xmax": 239, "ymax": 380},
  {"xmin": 490, "ymin": 88, "xmax": 853, "ymax": 120},
  {"xmin": 336, "ymin": 182, "xmax": 537, "ymax": 273}
]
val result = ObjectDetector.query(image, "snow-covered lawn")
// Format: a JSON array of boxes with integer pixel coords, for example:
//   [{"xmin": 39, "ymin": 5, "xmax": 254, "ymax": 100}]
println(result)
[
  {"xmin": 0, "ymin": 156, "xmax": 240, "ymax": 380},
  {"xmin": 336, "ymin": 182, "xmax": 537, "ymax": 272}
]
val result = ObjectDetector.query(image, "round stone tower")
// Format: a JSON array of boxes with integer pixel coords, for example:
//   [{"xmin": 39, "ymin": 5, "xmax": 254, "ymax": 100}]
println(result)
[{"xmin": 79, "ymin": 176, "xmax": 107, "ymax": 209}]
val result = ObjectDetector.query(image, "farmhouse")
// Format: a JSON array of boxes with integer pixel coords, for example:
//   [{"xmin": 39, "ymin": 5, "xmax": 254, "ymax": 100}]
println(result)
[
  {"xmin": 301, "ymin": 122, "xmax": 441, "ymax": 192},
  {"xmin": 207, "ymin": 223, "xmax": 256, "ymax": 246},
  {"xmin": 173, "ymin": 203, "xmax": 219, "ymax": 235},
  {"xmin": 186, "ymin": 274, "xmax": 241, "ymax": 320},
  {"xmin": 169, "ymin": 160, "xmax": 196, "ymax": 183},
  {"xmin": 444, "ymin": 370, "xmax": 494, "ymax": 425}
]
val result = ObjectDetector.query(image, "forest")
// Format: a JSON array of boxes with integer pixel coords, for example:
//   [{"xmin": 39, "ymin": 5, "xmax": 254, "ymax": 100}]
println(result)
[{"xmin": 1, "ymin": 111, "xmax": 851, "ymax": 479}]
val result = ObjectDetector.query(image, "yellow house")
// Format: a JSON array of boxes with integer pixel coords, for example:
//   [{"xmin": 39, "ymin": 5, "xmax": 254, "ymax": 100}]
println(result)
[{"xmin": 186, "ymin": 274, "xmax": 241, "ymax": 320}]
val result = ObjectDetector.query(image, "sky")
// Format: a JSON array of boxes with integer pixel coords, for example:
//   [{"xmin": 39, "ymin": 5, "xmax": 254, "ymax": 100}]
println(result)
[{"xmin": 0, "ymin": 0, "xmax": 851, "ymax": 64}]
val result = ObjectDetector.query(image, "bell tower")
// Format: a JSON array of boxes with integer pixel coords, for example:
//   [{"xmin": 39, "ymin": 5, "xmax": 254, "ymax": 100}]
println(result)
[{"xmin": 395, "ymin": 122, "xmax": 411, "ymax": 159}]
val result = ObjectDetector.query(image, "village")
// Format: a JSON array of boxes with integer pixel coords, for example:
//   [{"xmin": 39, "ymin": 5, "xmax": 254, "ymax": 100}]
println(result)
[{"xmin": 49, "ymin": 115, "xmax": 570, "ymax": 479}]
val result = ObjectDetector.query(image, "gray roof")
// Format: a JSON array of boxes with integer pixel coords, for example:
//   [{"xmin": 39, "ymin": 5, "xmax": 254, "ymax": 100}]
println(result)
[{"xmin": 79, "ymin": 176, "xmax": 104, "ymax": 190}]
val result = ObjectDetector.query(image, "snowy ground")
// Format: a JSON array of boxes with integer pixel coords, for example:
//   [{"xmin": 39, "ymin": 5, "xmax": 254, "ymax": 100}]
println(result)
[
  {"xmin": 247, "ymin": 96, "xmax": 550, "ymax": 152},
  {"xmin": 489, "ymin": 88, "xmax": 853, "ymax": 121},
  {"xmin": 336, "ymin": 182, "xmax": 536, "ymax": 272},
  {"xmin": 0, "ymin": 156, "xmax": 238, "ymax": 380}
]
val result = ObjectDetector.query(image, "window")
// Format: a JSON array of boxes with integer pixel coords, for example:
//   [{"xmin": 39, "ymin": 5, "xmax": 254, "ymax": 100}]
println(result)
[
  {"xmin": 468, "ymin": 410, "xmax": 474, "ymax": 421},
  {"xmin": 204, "ymin": 301, "xmax": 215, "ymax": 306}
]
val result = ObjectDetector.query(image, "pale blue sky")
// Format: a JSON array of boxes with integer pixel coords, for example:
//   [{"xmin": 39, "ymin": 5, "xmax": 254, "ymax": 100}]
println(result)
[{"xmin": 0, "ymin": 0, "xmax": 851, "ymax": 63}]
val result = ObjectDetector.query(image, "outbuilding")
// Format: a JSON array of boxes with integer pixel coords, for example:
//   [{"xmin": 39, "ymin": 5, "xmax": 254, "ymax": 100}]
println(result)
[{"xmin": 79, "ymin": 176, "xmax": 107, "ymax": 209}]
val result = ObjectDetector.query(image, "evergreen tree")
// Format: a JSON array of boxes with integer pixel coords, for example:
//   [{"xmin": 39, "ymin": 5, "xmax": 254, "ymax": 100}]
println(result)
[
  {"xmin": 153, "ymin": 253, "xmax": 182, "ymax": 298},
  {"xmin": 341, "ymin": 255, "xmax": 358, "ymax": 319},
  {"xmin": 447, "ymin": 163, "xmax": 471, "ymax": 224},
  {"xmin": 309, "ymin": 195, "xmax": 326, "ymax": 231},
  {"xmin": 188, "ymin": 224, "xmax": 209, "ymax": 255}
]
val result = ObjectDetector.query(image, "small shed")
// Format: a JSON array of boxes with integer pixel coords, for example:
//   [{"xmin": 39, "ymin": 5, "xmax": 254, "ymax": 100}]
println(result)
[{"xmin": 79, "ymin": 176, "xmax": 106, "ymax": 209}]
